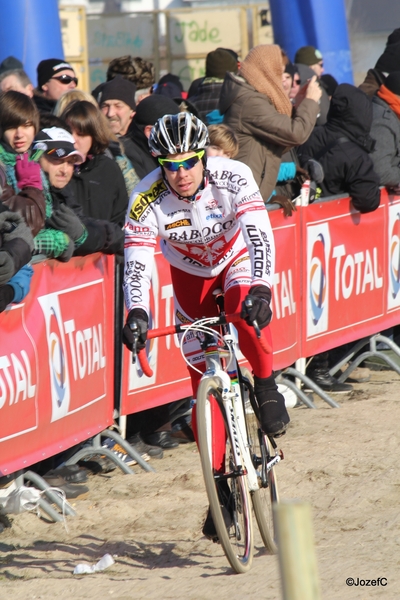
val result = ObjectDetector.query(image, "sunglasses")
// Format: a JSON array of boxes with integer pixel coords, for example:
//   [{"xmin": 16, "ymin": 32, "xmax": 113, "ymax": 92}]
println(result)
[
  {"xmin": 294, "ymin": 78, "xmax": 301, "ymax": 85},
  {"xmin": 51, "ymin": 75, "xmax": 78, "ymax": 85},
  {"xmin": 158, "ymin": 150, "xmax": 204, "ymax": 172}
]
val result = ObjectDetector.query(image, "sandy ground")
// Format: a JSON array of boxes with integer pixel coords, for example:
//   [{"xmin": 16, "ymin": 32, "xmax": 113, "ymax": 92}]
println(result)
[{"xmin": 0, "ymin": 369, "xmax": 399, "ymax": 600}]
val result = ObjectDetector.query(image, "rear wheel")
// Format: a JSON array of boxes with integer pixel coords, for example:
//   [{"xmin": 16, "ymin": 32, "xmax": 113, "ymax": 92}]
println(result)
[
  {"xmin": 240, "ymin": 367, "xmax": 280, "ymax": 554},
  {"xmin": 197, "ymin": 376, "xmax": 254, "ymax": 573}
]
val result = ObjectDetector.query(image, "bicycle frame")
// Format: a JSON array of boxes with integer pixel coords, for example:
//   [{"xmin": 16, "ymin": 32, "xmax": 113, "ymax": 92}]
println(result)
[
  {"xmin": 135, "ymin": 313, "xmax": 280, "ymax": 493},
  {"xmin": 200, "ymin": 325, "xmax": 260, "ymax": 493}
]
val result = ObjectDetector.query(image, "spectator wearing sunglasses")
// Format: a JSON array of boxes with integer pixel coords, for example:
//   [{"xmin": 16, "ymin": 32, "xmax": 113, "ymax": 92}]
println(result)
[{"xmin": 34, "ymin": 58, "xmax": 78, "ymax": 113}]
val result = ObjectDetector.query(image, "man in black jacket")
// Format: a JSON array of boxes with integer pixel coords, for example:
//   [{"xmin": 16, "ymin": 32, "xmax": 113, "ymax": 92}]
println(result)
[
  {"xmin": 298, "ymin": 83, "xmax": 381, "ymax": 214},
  {"xmin": 120, "ymin": 94, "xmax": 180, "ymax": 179}
]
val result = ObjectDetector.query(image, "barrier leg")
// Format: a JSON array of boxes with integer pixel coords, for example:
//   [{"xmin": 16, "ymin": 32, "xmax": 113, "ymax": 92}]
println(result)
[
  {"xmin": 23, "ymin": 471, "xmax": 76, "ymax": 517},
  {"xmin": 99, "ymin": 429, "xmax": 155, "ymax": 473},
  {"xmin": 65, "ymin": 431, "xmax": 155, "ymax": 474},
  {"xmin": 331, "ymin": 334, "xmax": 400, "ymax": 382},
  {"xmin": 14, "ymin": 473, "xmax": 65, "ymax": 523},
  {"xmin": 276, "ymin": 375, "xmax": 317, "ymax": 409},
  {"xmin": 283, "ymin": 367, "xmax": 340, "ymax": 408}
]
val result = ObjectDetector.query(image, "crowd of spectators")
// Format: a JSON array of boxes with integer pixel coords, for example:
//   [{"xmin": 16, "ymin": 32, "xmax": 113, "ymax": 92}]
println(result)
[{"xmin": 1, "ymin": 28, "xmax": 400, "ymax": 495}]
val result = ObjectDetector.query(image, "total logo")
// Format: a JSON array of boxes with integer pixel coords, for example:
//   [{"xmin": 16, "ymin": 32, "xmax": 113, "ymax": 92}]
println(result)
[
  {"xmin": 389, "ymin": 210, "xmax": 400, "ymax": 300},
  {"xmin": 48, "ymin": 306, "xmax": 67, "ymax": 409},
  {"xmin": 307, "ymin": 224, "xmax": 330, "ymax": 336},
  {"xmin": 38, "ymin": 281, "xmax": 107, "ymax": 422}
]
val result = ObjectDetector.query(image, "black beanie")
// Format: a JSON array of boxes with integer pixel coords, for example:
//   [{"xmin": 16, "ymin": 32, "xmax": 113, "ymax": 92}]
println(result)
[
  {"xmin": 37, "ymin": 58, "xmax": 75, "ymax": 89},
  {"xmin": 384, "ymin": 71, "xmax": 400, "ymax": 96},
  {"xmin": 158, "ymin": 73, "xmax": 184, "ymax": 93},
  {"xmin": 375, "ymin": 42, "xmax": 400, "ymax": 74},
  {"xmin": 320, "ymin": 73, "xmax": 338, "ymax": 97},
  {"xmin": 205, "ymin": 49, "xmax": 237, "ymax": 78},
  {"xmin": 0, "ymin": 55, "xmax": 23, "ymax": 75},
  {"xmin": 134, "ymin": 94, "xmax": 179, "ymax": 125},
  {"xmin": 154, "ymin": 81, "xmax": 183, "ymax": 98},
  {"xmin": 285, "ymin": 62, "xmax": 298, "ymax": 79},
  {"xmin": 98, "ymin": 75, "xmax": 137, "ymax": 110}
]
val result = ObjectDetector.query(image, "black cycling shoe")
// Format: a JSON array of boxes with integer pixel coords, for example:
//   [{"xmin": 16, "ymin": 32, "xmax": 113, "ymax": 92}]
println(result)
[
  {"xmin": 254, "ymin": 374, "xmax": 290, "ymax": 437},
  {"xmin": 202, "ymin": 480, "xmax": 233, "ymax": 542}
]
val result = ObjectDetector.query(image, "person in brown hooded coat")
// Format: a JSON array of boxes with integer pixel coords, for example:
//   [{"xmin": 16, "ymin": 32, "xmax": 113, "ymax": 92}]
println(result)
[{"xmin": 219, "ymin": 44, "xmax": 321, "ymax": 203}]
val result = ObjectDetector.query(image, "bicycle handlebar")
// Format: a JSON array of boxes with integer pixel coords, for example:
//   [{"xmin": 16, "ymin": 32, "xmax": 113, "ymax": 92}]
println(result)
[{"xmin": 135, "ymin": 312, "xmax": 272, "ymax": 378}]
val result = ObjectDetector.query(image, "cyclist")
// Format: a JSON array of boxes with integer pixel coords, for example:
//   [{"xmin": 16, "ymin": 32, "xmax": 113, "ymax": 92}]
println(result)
[{"xmin": 122, "ymin": 112, "xmax": 289, "ymax": 537}]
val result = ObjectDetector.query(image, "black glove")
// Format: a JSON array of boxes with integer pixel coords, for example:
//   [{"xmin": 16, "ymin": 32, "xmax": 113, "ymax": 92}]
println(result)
[
  {"xmin": 122, "ymin": 308, "xmax": 149, "ymax": 352},
  {"xmin": 271, "ymin": 194, "xmax": 296, "ymax": 217},
  {"xmin": 240, "ymin": 285, "xmax": 272, "ymax": 329},
  {"xmin": 0, "ymin": 210, "xmax": 34, "ymax": 251},
  {"xmin": 0, "ymin": 284, "xmax": 14, "ymax": 312},
  {"xmin": 46, "ymin": 205, "xmax": 85, "ymax": 242},
  {"xmin": 0, "ymin": 252, "xmax": 15, "ymax": 286}
]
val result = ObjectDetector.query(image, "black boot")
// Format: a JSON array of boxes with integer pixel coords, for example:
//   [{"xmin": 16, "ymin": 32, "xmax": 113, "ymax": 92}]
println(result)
[
  {"xmin": 306, "ymin": 352, "xmax": 353, "ymax": 393},
  {"xmin": 254, "ymin": 374, "xmax": 290, "ymax": 437}
]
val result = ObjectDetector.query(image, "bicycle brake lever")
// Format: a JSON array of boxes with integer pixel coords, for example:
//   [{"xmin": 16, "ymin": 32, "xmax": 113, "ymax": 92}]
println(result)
[
  {"xmin": 244, "ymin": 296, "xmax": 261, "ymax": 338},
  {"xmin": 129, "ymin": 321, "xmax": 139, "ymax": 364}
]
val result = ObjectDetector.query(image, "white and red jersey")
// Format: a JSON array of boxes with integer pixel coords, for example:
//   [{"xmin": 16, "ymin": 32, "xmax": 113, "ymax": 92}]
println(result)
[{"xmin": 123, "ymin": 156, "xmax": 275, "ymax": 314}]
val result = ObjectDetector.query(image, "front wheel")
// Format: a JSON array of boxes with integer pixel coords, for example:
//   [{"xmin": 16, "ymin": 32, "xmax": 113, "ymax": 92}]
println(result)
[
  {"xmin": 196, "ymin": 376, "xmax": 254, "ymax": 573},
  {"xmin": 240, "ymin": 367, "xmax": 280, "ymax": 554}
]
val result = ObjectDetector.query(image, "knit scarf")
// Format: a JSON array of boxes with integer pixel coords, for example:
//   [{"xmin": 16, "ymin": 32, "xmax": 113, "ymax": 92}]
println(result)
[
  {"xmin": 0, "ymin": 143, "xmax": 53, "ymax": 217},
  {"xmin": 377, "ymin": 85, "xmax": 400, "ymax": 119},
  {"xmin": 239, "ymin": 45, "xmax": 292, "ymax": 116}
]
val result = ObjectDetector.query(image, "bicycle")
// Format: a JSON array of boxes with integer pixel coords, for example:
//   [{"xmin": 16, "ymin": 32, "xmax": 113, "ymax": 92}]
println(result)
[{"xmin": 131, "ymin": 294, "xmax": 284, "ymax": 574}]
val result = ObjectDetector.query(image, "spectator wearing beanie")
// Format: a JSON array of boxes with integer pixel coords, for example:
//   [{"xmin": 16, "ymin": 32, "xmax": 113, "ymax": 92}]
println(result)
[
  {"xmin": 99, "ymin": 75, "xmax": 137, "ymax": 136},
  {"xmin": 189, "ymin": 48, "xmax": 238, "ymax": 123},
  {"xmin": 295, "ymin": 46, "xmax": 324, "ymax": 77},
  {"xmin": 0, "ymin": 56, "xmax": 23, "ymax": 75},
  {"xmin": 295, "ymin": 45, "xmax": 330, "ymax": 125},
  {"xmin": 34, "ymin": 58, "xmax": 77, "ymax": 113},
  {"xmin": 120, "ymin": 94, "xmax": 180, "ymax": 179},
  {"xmin": 370, "ymin": 71, "xmax": 400, "ymax": 189},
  {"xmin": 359, "ymin": 28, "xmax": 400, "ymax": 98}
]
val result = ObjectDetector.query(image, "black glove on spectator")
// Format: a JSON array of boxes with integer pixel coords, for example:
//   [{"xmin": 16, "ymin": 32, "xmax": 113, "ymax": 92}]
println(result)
[
  {"xmin": 46, "ymin": 205, "xmax": 85, "ymax": 242},
  {"xmin": 241, "ymin": 285, "xmax": 272, "ymax": 329},
  {"xmin": 0, "ymin": 210, "xmax": 34, "ymax": 251},
  {"xmin": 0, "ymin": 284, "xmax": 14, "ymax": 313},
  {"xmin": 122, "ymin": 308, "xmax": 149, "ymax": 351}
]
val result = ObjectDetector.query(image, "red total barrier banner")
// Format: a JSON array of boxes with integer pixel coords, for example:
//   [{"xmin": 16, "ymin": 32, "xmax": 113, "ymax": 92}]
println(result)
[
  {"xmin": 0, "ymin": 254, "xmax": 115, "ymax": 476},
  {"xmin": 302, "ymin": 190, "xmax": 400, "ymax": 356},
  {"xmin": 268, "ymin": 207, "xmax": 300, "ymax": 371},
  {"xmin": 120, "ymin": 249, "xmax": 193, "ymax": 416}
]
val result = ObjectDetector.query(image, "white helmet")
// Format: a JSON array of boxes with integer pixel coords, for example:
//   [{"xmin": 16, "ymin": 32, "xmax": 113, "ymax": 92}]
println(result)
[{"xmin": 149, "ymin": 112, "xmax": 209, "ymax": 157}]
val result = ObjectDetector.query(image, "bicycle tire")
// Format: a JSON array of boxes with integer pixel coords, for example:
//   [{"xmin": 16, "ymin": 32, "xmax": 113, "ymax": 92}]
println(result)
[
  {"xmin": 197, "ymin": 376, "xmax": 254, "ymax": 573},
  {"xmin": 240, "ymin": 367, "xmax": 280, "ymax": 554}
]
